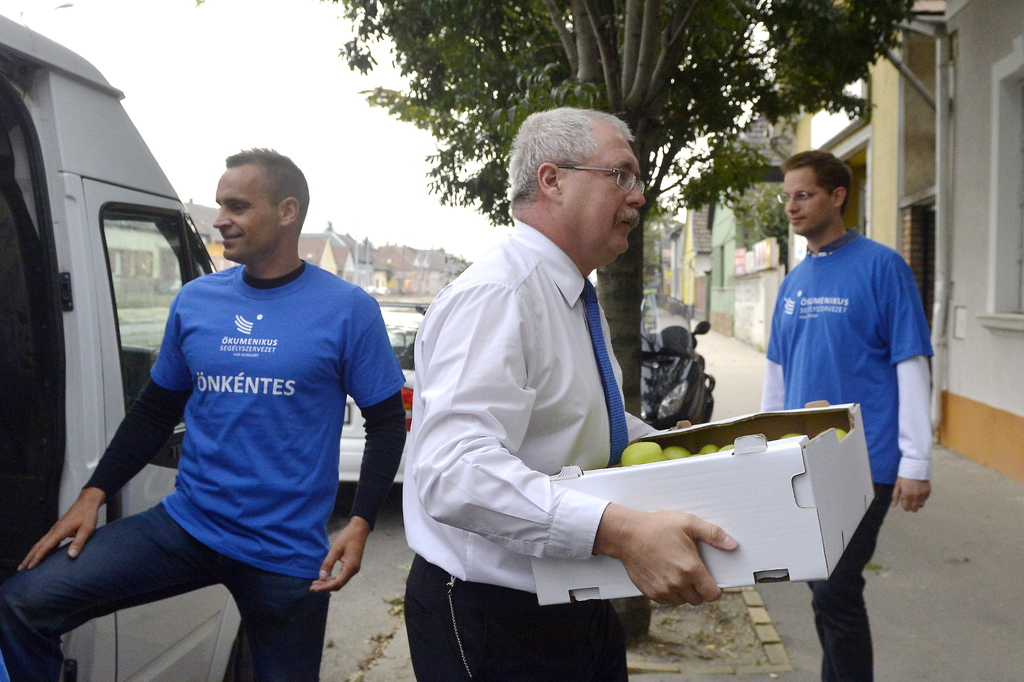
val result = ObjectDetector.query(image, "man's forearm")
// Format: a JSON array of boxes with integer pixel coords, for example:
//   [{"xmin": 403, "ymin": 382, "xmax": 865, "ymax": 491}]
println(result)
[
  {"xmin": 348, "ymin": 391, "xmax": 406, "ymax": 528},
  {"xmin": 86, "ymin": 380, "xmax": 190, "ymax": 496}
]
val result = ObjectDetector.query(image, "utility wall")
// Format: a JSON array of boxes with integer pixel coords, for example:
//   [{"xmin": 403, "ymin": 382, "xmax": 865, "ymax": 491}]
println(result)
[{"xmin": 733, "ymin": 268, "xmax": 783, "ymax": 353}]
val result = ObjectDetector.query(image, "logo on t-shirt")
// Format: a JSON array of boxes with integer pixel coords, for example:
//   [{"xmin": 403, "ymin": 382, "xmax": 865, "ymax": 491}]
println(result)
[
  {"xmin": 235, "ymin": 314, "xmax": 261, "ymax": 334},
  {"xmin": 783, "ymin": 296, "xmax": 797, "ymax": 315},
  {"xmin": 220, "ymin": 312, "xmax": 279, "ymax": 356},
  {"xmin": 793, "ymin": 289, "xmax": 850, "ymax": 318}
]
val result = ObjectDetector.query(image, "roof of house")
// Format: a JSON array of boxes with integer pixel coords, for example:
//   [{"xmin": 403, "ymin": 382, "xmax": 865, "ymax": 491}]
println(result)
[
  {"xmin": 376, "ymin": 244, "xmax": 418, "ymax": 271},
  {"xmin": 185, "ymin": 201, "xmax": 221, "ymax": 243},
  {"xmin": 298, "ymin": 231, "xmax": 355, "ymax": 270},
  {"xmin": 297, "ymin": 235, "xmax": 328, "ymax": 264},
  {"xmin": 183, "ymin": 204, "xmax": 449, "ymax": 277}
]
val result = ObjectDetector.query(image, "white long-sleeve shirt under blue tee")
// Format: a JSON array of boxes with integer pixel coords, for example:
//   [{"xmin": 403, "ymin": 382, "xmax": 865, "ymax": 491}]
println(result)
[{"xmin": 760, "ymin": 231, "xmax": 933, "ymax": 483}]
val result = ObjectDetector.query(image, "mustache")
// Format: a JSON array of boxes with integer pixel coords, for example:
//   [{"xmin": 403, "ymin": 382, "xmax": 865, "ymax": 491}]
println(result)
[{"xmin": 617, "ymin": 207, "xmax": 640, "ymax": 228}]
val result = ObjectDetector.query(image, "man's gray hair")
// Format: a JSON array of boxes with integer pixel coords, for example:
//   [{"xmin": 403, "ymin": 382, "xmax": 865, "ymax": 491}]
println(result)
[{"xmin": 508, "ymin": 108, "xmax": 634, "ymax": 219}]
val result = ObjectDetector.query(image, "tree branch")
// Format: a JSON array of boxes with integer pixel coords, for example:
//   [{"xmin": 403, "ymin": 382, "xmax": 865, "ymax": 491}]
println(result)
[
  {"xmin": 570, "ymin": 0, "xmax": 605, "ymax": 82},
  {"xmin": 619, "ymin": 0, "xmax": 645, "ymax": 101},
  {"xmin": 576, "ymin": 0, "xmax": 622, "ymax": 109},
  {"xmin": 648, "ymin": 0, "xmax": 702, "ymax": 102},
  {"xmin": 624, "ymin": 0, "xmax": 662, "ymax": 110},
  {"xmin": 651, "ymin": 138, "xmax": 685, "ymax": 193},
  {"xmin": 541, "ymin": 0, "xmax": 579, "ymax": 75}
]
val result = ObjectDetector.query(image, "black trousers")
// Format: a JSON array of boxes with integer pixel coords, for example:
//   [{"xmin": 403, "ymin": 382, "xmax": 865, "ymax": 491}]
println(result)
[
  {"xmin": 405, "ymin": 554, "xmax": 628, "ymax": 681},
  {"xmin": 808, "ymin": 482, "xmax": 895, "ymax": 682}
]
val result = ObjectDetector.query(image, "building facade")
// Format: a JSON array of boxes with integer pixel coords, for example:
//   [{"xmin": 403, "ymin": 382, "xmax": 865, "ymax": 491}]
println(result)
[
  {"xmin": 786, "ymin": 0, "xmax": 1024, "ymax": 482},
  {"xmin": 935, "ymin": 0, "xmax": 1024, "ymax": 481}
]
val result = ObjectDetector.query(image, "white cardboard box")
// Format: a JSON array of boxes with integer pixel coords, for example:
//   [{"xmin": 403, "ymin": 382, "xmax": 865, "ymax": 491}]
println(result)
[{"xmin": 531, "ymin": 403, "xmax": 873, "ymax": 605}]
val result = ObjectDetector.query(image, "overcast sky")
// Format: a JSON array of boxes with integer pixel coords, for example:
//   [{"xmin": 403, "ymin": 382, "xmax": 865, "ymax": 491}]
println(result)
[{"xmin": 0, "ymin": 0, "xmax": 509, "ymax": 261}]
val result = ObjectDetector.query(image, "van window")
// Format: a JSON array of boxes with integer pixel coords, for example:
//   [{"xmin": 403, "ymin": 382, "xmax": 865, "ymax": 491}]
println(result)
[{"xmin": 101, "ymin": 206, "xmax": 211, "ymax": 410}]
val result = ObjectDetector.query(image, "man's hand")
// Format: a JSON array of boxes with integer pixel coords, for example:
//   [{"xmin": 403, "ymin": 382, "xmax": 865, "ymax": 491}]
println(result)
[
  {"xmin": 310, "ymin": 516, "xmax": 371, "ymax": 593},
  {"xmin": 19, "ymin": 487, "xmax": 106, "ymax": 570},
  {"xmin": 593, "ymin": 504, "xmax": 737, "ymax": 606},
  {"xmin": 892, "ymin": 477, "xmax": 931, "ymax": 512}
]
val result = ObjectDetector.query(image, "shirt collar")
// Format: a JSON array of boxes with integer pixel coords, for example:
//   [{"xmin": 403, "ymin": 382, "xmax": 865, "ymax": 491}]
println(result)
[
  {"xmin": 512, "ymin": 220, "xmax": 588, "ymax": 307},
  {"xmin": 812, "ymin": 228, "xmax": 860, "ymax": 256},
  {"xmin": 242, "ymin": 261, "xmax": 306, "ymax": 289}
]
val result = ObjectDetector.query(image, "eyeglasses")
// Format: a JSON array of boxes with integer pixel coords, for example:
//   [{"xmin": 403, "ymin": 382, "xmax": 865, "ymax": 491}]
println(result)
[
  {"xmin": 557, "ymin": 165, "xmax": 645, "ymax": 193},
  {"xmin": 776, "ymin": 191, "xmax": 823, "ymax": 204}
]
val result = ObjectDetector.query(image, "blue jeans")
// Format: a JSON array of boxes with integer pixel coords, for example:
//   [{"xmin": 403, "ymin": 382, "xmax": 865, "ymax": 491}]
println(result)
[
  {"xmin": 0, "ymin": 505, "xmax": 329, "ymax": 682},
  {"xmin": 809, "ymin": 482, "xmax": 894, "ymax": 682}
]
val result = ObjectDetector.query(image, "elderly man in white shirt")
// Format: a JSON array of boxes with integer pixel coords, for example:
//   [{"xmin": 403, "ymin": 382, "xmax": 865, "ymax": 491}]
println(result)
[{"xmin": 402, "ymin": 107, "xmax": 738, "ymax": 682}]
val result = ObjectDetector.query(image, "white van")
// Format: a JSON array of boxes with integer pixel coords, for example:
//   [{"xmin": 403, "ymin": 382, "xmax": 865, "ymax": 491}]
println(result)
[{"xmin": 0, "ymin": 15, "xmax": 247, "ymax": 682}]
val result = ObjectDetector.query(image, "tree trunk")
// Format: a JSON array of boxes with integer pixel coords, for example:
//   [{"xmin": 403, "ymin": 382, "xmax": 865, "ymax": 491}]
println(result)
[{"xmin": 598, "ymin": 219, "xmax": 644, "ymax": 415}]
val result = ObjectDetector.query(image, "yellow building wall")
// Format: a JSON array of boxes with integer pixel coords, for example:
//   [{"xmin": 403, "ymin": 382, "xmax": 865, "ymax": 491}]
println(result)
[
  {"xmin": 843, "ymin": 148, "xmax": 868, "ymax": 232},
  {"xmin": 794, "ymin": 113, "xmax": 814, "ymax": 153},
  {"xmin": 681, "ymin": 215, "xmax": 696, "ymax": 305},
  {"xmin": 867, "ymin": 59, "xmax": 900, "ymax": 249},
  {"xmin": 792, "ymin": 60, "xmax": 901, "ymax": 251},
  {"xmin": 320, "ymin": 246, "xmax": 337, "ymax": 271}
]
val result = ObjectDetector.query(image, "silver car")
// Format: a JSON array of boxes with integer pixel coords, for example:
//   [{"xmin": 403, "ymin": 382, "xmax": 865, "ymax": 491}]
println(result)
[{"xmin": 338, "ymin": 303, "xmax": 424, "ymax": 483}]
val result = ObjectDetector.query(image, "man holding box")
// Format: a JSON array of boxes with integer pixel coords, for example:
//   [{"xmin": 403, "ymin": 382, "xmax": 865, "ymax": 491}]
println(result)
[
  {"xmin": 402, "ymin": 107, "xmax": 738, "ymax": 681},
  {"xmin": 762, "ymin": 150, "xmax": 933, "ymax": 682}
]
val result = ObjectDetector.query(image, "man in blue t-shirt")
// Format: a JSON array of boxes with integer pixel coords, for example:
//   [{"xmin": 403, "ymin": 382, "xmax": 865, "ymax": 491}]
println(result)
[
  {"xmin": 762, "ymin": 150, "xmax": 933, "ymax": 682},
  {"xmin": 0, "ymin": 150, "xmax": 407, "ymax": 681}
]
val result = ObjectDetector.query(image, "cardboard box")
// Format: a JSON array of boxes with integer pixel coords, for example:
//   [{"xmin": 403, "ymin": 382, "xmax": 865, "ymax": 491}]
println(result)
[{"xmin": 531, "ymin": 403, "xmax": 873, "ymax": 605}]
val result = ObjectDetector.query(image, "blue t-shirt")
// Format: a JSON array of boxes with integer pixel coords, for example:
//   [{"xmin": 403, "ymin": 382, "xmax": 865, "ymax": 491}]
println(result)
[
  {"xmin": 766, "ymin": 233, "xmax": 932, "ymax": 484},
  {"xmin": 151, "ymin": 264, "xmax": 406, "ymax": 578}
]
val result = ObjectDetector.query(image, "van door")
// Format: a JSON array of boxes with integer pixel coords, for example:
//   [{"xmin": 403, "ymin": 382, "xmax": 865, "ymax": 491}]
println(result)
[
  {"xmin": 0, "ymin": 99, "xmax": 63, "ymax": 587},
  {"xmin": 83, "ymin": 179, "xmax": 240, "ymax": 681}
]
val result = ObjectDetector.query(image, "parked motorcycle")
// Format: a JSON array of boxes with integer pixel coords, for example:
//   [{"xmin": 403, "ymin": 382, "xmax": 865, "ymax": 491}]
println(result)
[{"xmin": 640, "ymin": 319, "xmax": 715, "ymax": 429}]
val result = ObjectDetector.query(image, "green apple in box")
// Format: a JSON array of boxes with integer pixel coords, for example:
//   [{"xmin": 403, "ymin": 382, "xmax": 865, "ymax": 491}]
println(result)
[
  {"xmin": 663, "ymin": 445, "xmax": 692, "ymax": 459},
  {"xmin": 620, "ymin": 442, "xmax": 665, "ymax": 466},
  {"xmin": 697, "ymin": 443, "xmax": 720, "ymax": 455},
  {"xmin": 816, "ymin": 427, "xmax": 848, "ymax": 441}
]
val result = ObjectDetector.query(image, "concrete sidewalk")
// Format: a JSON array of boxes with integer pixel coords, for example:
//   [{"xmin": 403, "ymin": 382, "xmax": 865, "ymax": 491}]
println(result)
[
  {"xmin": 364, "ymin": 319, "xmax": 1024, "ymax": 681},
  {"xmin": 646, "ymin": 317, "xmax": 1024, "ymax": 681}
]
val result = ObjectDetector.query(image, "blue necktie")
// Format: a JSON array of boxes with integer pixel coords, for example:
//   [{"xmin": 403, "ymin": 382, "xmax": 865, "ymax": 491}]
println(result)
[{"xmin": 582, "ymin": 279, "xmax": 628, "ymax": 466}]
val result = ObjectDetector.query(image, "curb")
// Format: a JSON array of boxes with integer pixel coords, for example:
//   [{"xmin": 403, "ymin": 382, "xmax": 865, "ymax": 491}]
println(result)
[{"xmin": 739, "ymin": 587, "xmax": 793, "ymax": 674}]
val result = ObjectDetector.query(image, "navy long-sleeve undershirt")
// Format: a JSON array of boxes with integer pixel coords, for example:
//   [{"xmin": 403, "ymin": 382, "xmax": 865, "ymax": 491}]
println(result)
[{"xmin": 85, "ymin": 381, "xmax": 406, "ymax": 529}]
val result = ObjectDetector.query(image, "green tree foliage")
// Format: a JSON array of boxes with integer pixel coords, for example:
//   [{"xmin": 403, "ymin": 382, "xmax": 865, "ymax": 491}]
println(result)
[
  {"xmin": 334, "ymin": 0, "xmax": 913, "ymax": 407},
  {"xmin": 733, "ymin": 182, "xmax": 788, "ymax": 268},
  {"xmin": 642, "ymin": 216, "xmax": 672, "ymax": 294}
]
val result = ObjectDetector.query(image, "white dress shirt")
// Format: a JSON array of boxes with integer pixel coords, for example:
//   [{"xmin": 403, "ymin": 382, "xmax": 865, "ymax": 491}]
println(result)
[{"xmin": 403, "ymin": 221, "xmax": 653, "ymax": 592}]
